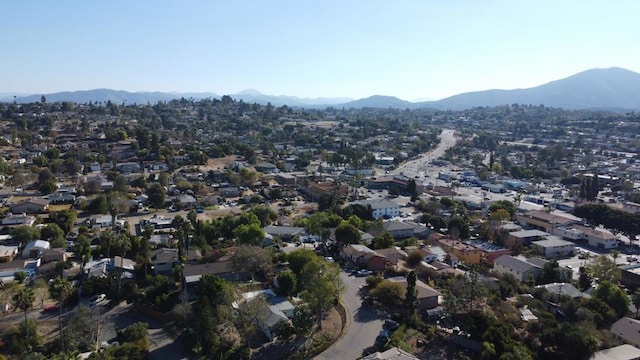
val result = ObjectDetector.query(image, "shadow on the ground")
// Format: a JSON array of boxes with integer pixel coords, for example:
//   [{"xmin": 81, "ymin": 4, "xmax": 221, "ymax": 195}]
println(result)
[{"xmin": 353, "ymin": 306, "xmax": 387, "ymax": 323}]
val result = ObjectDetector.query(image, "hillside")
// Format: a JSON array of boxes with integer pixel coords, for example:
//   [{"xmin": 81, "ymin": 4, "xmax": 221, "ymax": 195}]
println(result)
[{"xmin": 420, "ymin": 67, "xmax": 640, "ymax": 110}]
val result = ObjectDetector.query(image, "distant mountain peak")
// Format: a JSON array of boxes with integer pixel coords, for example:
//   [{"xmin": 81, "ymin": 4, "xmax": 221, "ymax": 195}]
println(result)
[{"xmin": 235, "ymin": 89, "xmax": 263, "ymax": 96}]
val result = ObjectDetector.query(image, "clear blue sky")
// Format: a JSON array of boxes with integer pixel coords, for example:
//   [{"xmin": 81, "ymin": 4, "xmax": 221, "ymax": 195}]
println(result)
[{"xmin": 2, "ymin": 1, "xmax": 639, "ymax": 101}]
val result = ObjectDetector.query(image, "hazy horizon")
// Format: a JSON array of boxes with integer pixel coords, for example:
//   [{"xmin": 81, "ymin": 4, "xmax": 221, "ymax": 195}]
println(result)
[{"xmin": 2, "ymin": 1, "xmax": 639, "ymax": 100}]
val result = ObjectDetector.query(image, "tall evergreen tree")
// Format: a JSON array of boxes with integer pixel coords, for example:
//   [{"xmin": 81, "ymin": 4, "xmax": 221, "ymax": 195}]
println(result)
[{"xmin": 590, "ymin": 174, "xmax": 600, "ymax": 200}]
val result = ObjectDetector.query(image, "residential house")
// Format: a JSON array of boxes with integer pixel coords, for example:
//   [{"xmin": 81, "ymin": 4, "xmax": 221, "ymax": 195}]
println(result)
[
  {"xmin": 140, "ymin": 214, "xmax": 174, "ymax": 232},
  {"xmin": 263, "ymin": 226, "xmax": 306, "ymax": 242},
  {"xmin": 468, "ymin": 240, "xmax": 511, "ymax": 264},
  {"xmin": 41, "ymin": 248, "xmax": 67, "ymax": 264},
  {"xmin": 183, "ymin": 261, "xmax": 251, "ymax": 286},
  {"xmin": 532, "ymin": 237, "xmax": 576, "ymax": 258},
  {"xmin": 591, "ymin": 344, "xmax": 640, "ymax": 360},
  {"xmin": 115, "ymin": 162, "xmax": 141, "ymax": 174},
  {"xmin": 151, "ymin": 248, "xmax": 202, "ymax": 275},
  {"xmin": 375, "ymin": 247, "xmax": 407, "ymax": 266},
  {"xmin": 0, "ymin": 259, "xmax": 38, "ymax": 280},
  {"xmin": 493, "ymin": 255, "xmax": 547, "ymax": 282},
  {"xmin": 505, "ymin": 229, "xmax": 550, "ymax": 248},
  {"xmin": 177, "ymin": 194, "xmax": 197, "ymax": 209},
  {"xmin": 362, "ymin": 347, "xmax": 419, "ymax": 360},
  {"xmin": 304, "ymin": 181, "xmax": 349, "ymax": 202},
  {"xmin": 619, "ymin": 263, "xmax": 640, "ymax": 290},
  {"xmin": 236, "ymin": 289, "xmax": 295, "ymax": 341},
  {"xmin": 623, "ymin": 202, "xmax": 640, "ymax": 215},
  {"xmin": 83, "ymin": 256, "xmax": 136, "ymax": 279},
  {"xmin": 355, "ymin": 198, "xmax": 400, "ymax": 220},
  {"xmin": 382, "ymin": 221, "xmax": 431, "ymax": 239},
  {"xmin": 387, "ymin": 275, "xmax": 441, "ymax": 309},
  {"xmin": 570, "ymin": 224, "xmax": 619, "ymax": 249},
  {"xmin": 255, "ymin": 162, "xmax": 279, "ymax": 174},
  {"xmin": 46, "ymin": 192, "xmax": 76, "ymax": 204},
  {"xmin": 435, "ymin": 238, "xmax": 482, "ymax": 264},
  {"xmin": 340, "ymin": 244, "xmax": 387, "ymax": 271},
  {"xmin": 611, "ymin": 317, "xmax": 640, "ymax": 347},
  {"xmin": 0, "ymin": 245, "xmax": 18, "ymax": 262},
  {"xmin": 22, "ymin": 240, "xmax": 50, "ymax": 259},
  {"xmin": 91, "ymin": 215, "xmax": 113, "ymax": 229},
  {"xmin": 9, "ymin": 198, "xmax": 50, "ymax": 213},
  {"xmin": 535, "ymin": 282, "xmax": 588, "ymax": 299},
  {"xmin": 274, "ymin": 173, "xmax": 298, "ymax": 187},
  {"xmin": 218, "ymin": 185, "xmax": 241, "ymax": 198},
  {"xmin": 2, "ymin": 213, "xmax": 37, "ymax": 227}
]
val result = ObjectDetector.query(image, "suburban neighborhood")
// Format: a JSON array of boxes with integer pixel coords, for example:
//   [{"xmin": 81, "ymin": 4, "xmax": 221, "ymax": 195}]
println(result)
[{"xmin": 1, "ymin": 98, "xmax": 640, "ymax": 360}]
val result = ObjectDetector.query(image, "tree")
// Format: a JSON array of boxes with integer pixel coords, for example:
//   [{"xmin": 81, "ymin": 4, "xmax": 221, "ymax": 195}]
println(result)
[
  {"xmin": 234, "ymin": 293, "xmax": 268, "ymax": 348},
  {"xmin": 593, "ymin": 280, "xmax": 629, "ymax": 318},
  {"xmin": 373, "ymin": 232, "xmax": 394, "ymax": 250},
  {"xmin": 65, "ymin": 306, "xmax": 97, "ymax": 352},
  {"xmin": 300, "ymin": 260, "xmax": 343, "ymax": 328},
  {"xmin": 48, "ymin": 210, "xmax": 78, "ymax": 235},
  {"xmin": 146, "ymin": 183, "xmax": 166, "ymax": 208},
  {"xmin": 405, "ymin": 251, "xmax": 423, "ymax": 267},
  {"xmin": 198, "ymin": 274, "xmax": 234, "ymax": 307},
  {"xmin": 12, "ymin": 287, "xmax": 35, "ymax": 354},
  {"xmin": 632, "ymin": 288, "xmax": 640, "ymax": 318},
  {"xmin": 276, "ymin": 270, "xmax": 297, "ymax": 296},
  {"xmin": 589, "ymin": 255, "xmax": 621, "ymax": 284},
  {"xmin": 32, "ymin": 279, "xmax": 49, "ymax": 308},
  {"xmin": 334, "ymin": 221, "xmax": 361, "ymax": 247},
  {"xmin": 74, "ymin": 236, "xmax": 92, "ymax": 296},
  {"xmin": 406, "ymin": 271, "xmax": 418, "ymax": 316},
  {"xmin": 50, "ymin": 277, "xmax": 73, "ymax": 351},
  {"xmin": 611, "ymin": 249, "xmax": 620, "ymax": 265},
  {"xmin": 116, "ymin": 322, "xmax": 149, "ymax": 352},
  {"xmin": 42, "ymin": 223, "xmax": 65, "ymax": 247},
  {"xmin": 11, "ymin": 225, "xmax": 41, "ymax": 246},
  {"xmin": 448, "ymin": 216, "xmax": 470, "ymax": 240},
  {"xmin": 287, "ymin": 249, "xmax": 318, "ymax": 278},
  {"xmin": 231, "ymin": 245, "xmax": 273, "ymax": 280},
  {"xmin": 369, "ymin": 280, "xmax": 404, "ymax": 307},
  {"xmin": 233, "ymin": 223, "xmax": 265, "ymax": 245}
]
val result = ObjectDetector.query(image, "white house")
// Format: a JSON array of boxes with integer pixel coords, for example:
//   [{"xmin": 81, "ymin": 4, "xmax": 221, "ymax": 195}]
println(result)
[
  {"xmin": 532, "ymin": 237, "xmax": 576, "ymax": 258},
  {"xmin": 354, "ymin": 198, "xmax": 400, "ymax": 219},
  {"xmin": 22, "ymin": 240, "xmax": 50, "ymax": 259}
]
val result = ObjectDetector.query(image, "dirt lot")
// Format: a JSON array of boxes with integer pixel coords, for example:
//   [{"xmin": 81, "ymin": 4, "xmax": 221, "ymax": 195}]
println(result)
[{"xmin": 199, "ymin": 155, "xmax": 241, "ymax": 172}]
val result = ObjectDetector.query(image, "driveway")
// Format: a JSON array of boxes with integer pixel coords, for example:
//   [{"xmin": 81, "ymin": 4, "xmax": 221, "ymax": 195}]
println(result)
[{"xmin": 315, "ymin": 271, "xmax": 386, "ymax": 360}]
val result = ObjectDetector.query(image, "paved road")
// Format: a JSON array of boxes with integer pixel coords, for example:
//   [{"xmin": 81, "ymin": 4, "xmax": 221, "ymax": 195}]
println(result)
[
  {"xmin": 392, "ymin": 128, "xmax": 457, "ymax": 177},
  {"xmin": 315, "ymin": 271, "xmax": 385, "ymax": 360}
]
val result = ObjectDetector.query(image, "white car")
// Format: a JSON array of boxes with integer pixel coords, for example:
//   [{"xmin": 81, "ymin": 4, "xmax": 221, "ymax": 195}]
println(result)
[{"xmin": 89, "ymin": 294, "xmax": 106, "ymax": 306}]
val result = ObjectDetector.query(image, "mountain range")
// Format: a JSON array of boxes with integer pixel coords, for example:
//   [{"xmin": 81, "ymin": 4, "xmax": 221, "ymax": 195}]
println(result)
[{"xmin": 4, "ymin": 67, "xmax": 640, "ymax": 111}]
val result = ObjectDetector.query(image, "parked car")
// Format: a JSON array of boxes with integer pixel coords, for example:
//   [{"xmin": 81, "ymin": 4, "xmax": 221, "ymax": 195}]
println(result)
[
  {"xmin": 42, "ymin": 304, "xmax": 60, "ymax": 313},
  {"xmin": 383, "ymin": 319, "xmax": 399, "ymax": 331},
  {"xmin": 356, "ymin": 269, "xmax": 372, "ymax": 277},
  {"xmin": 89, "ymin": 294, "xmax": 106, "ymax": 306}
]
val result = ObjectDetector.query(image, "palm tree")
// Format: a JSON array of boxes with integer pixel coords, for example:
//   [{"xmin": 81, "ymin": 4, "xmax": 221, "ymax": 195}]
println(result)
[
  {"xmin": 50, "ymin": 277, "xmax": 72, "ymax": 351},
  {"xmin": 611, "ymin": 249, "xmax": 620, "ymax": 265},
  {"xmin": 12, "ymin": 287, "xmax": 35, "ymax": 354}
]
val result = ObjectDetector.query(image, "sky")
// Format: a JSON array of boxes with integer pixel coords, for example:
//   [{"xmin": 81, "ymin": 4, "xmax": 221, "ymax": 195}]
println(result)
[{"xmin": 2, "ymin": 1, "xmax": 639, "ymax": 101}]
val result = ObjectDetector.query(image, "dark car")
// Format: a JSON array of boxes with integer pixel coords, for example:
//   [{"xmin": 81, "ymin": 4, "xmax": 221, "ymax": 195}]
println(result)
[{"xmin": 383, "ymin": 319, "xmax": 399, "ymax": 331}]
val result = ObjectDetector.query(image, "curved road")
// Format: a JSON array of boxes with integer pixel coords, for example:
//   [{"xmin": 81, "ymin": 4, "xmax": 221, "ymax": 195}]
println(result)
[{"xmin": 315, "ymin": 272, "xmax": 384, "ymax": 360}]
